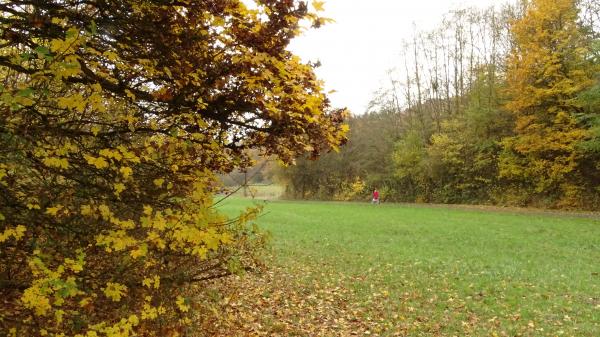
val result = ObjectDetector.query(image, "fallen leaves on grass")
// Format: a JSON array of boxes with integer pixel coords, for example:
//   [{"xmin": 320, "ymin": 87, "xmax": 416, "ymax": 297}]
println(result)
[
  {"xmin": 197, "ymin": 263, "xmax": 374, "ymax": 336},
  {"xmin": 193, "ymin": 258, "xmax": 597, "ymax": 336}
]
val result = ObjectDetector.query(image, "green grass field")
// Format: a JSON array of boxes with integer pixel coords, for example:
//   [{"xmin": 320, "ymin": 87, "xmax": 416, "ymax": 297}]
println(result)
[{"xmin": 214, "ymin": 198, "xmax": 600, "ymax": 336}]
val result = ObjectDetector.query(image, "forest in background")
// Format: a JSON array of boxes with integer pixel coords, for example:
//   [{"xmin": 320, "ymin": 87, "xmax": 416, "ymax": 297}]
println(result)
[{"xmin": 277, "ymin": 0, "xmax": 600, "ymax": 210}]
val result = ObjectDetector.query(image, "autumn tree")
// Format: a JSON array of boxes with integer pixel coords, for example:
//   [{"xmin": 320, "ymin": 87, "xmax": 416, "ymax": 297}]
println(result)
[
  {"xmin": 499, "ymin": 0, "xmax": 595, "ymax": 207},
  {"xmin": 0, "ymin": 0, "xmax": 346, "ymax": 336}
]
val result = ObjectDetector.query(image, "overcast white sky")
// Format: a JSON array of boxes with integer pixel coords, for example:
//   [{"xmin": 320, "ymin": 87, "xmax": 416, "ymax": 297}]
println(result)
[{"xmin": 288, "ymin": 0, "xmax": 502, "ymax": 114}]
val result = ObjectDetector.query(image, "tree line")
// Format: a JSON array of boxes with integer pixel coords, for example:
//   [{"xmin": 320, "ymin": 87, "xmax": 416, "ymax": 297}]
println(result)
[{"xmin": 278, "ymin": 0, "xmax": 600, "ymax": 210}]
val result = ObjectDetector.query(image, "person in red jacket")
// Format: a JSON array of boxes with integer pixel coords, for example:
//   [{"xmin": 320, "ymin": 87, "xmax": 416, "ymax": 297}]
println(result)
[{"xmin": 372, "ymin": 189, "xmax": 380, "ymax": 204}]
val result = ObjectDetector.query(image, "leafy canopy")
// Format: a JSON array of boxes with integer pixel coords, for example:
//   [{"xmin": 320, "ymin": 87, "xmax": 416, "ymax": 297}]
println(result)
[
  {"xmin": 0, "ymin": 0, "xmax": 347, "ymax": 336},
  {"xmin": 500, "ymin": 0, "xmax": 595, "ymax": 207}
]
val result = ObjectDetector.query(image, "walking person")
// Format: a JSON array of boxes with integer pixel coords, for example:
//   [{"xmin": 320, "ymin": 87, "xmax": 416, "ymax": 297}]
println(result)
[{"xmin": 372, "ymin": 189, "xmax": 380, "ymax": 205}]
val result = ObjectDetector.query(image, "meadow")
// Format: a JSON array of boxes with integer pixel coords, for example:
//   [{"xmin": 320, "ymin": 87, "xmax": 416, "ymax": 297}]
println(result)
[{"xmin": 209, "ymin": 198, "xmax": 600, "ymax": 336}]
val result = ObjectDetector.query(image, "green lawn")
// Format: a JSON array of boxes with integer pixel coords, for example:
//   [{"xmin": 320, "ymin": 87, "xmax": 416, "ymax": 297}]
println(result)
[{"xmin": 215, "ymin": 198, "xmax": 600, "ymax": 336}]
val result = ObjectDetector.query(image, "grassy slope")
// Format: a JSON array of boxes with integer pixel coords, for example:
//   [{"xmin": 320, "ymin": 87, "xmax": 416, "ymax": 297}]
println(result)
[{"xmin": 216, "ymin": 199, "xmax": 600, "ymax": 336}]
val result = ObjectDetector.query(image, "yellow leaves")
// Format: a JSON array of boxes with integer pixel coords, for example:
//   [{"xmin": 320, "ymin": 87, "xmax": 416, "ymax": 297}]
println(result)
[
  {"xmin": 51, "ymin": 17, "xmax": 66, "ymax": 25},
  {"xmin": 96, "ymin": 230, "xmax": 137, "ymax": 252},
  {"xmin": 50, "ymin": 38, "xmax": 71, "ymax": 53},
  {"xmin": 91, "ymin": 125, "xmax": 101, "ymax": 136},
  {"xmin": 429, "ymin": 133, "xmax": 465, "ymax": 166},
  {"xmin": 500, "ymin": 0, "xmax": 593, "ymax": 198},
  {"xmin": 42, "ymin": 156, "xmax": 69, "ymax": 169},
  {"xmin": 46, "ymin": 205, "xmax": 64, "ymax": 216},
  {"xmin": 113, "ymin": 183, "xmax": 126, "ymax": 196},
  {"xmin": 84, "ymin": 155, "xmax": 109, "ymax": 169},
  {"xmin": 0, "ymin": 225, "xmax": 27, "ymax": 243},
  {"xmin": 1, "ymin": 0, "xmax": 331, "ymax": 333},
  {"xmin": 84, "ymin": 148, "xmax": 139, "ymax": 173},
  {"xmin": 176, "ymin": 296, "xmax": 190, "ymax": 312},
  {"xmin": 122, "ymin": 114, "xmax": 138, "ymax": 129},
  {"xmin": 143, "ymin": 205, "xmax": 153, "ymax": 216},
  {"xmin": 128, "ymin": 314, "xmax": 139, "ymax": 326},
  {"xmin": 37, "ymin": 143, "xmax": 78, "ymax": 171},
  {"xmin": 125, "ymin": 89, "xmax": 136, "ymax": 101},
  {"xmin": 78, "ymin": 297, "xmax": 91, "ymax": 308},
  {"xmin": 119, "ymin": 219, "xmax": 136, "ymax": 230},
  {"xmin": 152, "ymin": 275, "xmax": 160, "ymax": 288},
  {"xmin": 163, "ymin": 67, "xmax": 173, "ymax": 79},
  {"xmin": 54, "ymin": 309, "xmax": 66, "ymax": 324},
  {"xmin": 21, "ymin": 255, "xmax": 83, "ymax": 317},
  {"xmin": 78, "ymin": 318, "xmax": 136, "ymax": 337},
  {"xmin": 21, "ymin": 286, "xmax": 52, "ymax": 316},
  {"xmin": 103, "ymin": 282, "xmax": 127, "ymax": 302},
  {"xmin": 142, "ymin": 275, "xmax": 160, "ymax": 289},
  {"xmin": 191, "ymin": 246, "xmax": 208, "ymax": 259},
  {"xmin": 64, "ymin": 252, "xmax": 86, "ymax": 273},
  {"xmin": 103, "ymin": 50, "xmax": 119, "ymax": 62},
  {"xmin": 91, "ymin": 83, "xmax": 103, "ymax": 92},
  {"xmin": 98, "ymin": 204, "xmax": 111, "ymax": 219},
  {"xmin": 117, "ymin": 145, "xmax": 141, "ymax": 164},
  {"xmin": 203, "ymin": 230, "xmax": 221, "ymax": 251},
  {"xmin": 46, "ymin": 27, "xmax": 87, "ymax": 80},
  {"xmin": 26, "ymin": 202, "xmax": 41, "ymax": 210},
  {"xmin": 80, "ymin": 204, "xmax": 93, "ymax": 216},
  {"xmin": 220, "ymin": 232, "xmax": 233, "ymax": 245},
  {"xmin": 120, "ymin": 166, "xmax": 133, "ymax": 179},
  {"xmin": 130, "ymin": 243, "xmax": 148, "ymax": 259},
  {"xmin": 99, "ymin": 148, "xmax": 123, "ymax": 161},
  {"xmin": 507, "ymin": 0, "xmax": 590, "ymax": 111},
  {"xmin": 141, "ymin": 303, "xmax": 165, "ymax": 320},
  {"xmin": 148, "ymin": 212, "xmax": 167, "ymax": 231},
  {"xmin": 64, "ymin": 259, "xmax": 84, "ymax": 273},
  {"xmin": 146, "ymin": 231, "xmax": 166, "ymax": 249},
  {"xmin": 51, "ymin": 56, "xmax": 83, "ymax": 81},
  {"xmin": 312, "ymin": 1, "xmax": 325, "ymax": 12},
  {"xmin": 0, "ymin": 87, "xmax": 33, "ymax": 109},
  {"xmin": 83, "ymin": 204, "xmax": 136, "ymax": 230}
]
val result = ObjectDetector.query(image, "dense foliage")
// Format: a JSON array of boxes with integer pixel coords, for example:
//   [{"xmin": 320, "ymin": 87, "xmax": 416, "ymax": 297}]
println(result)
[
  {"xmin": 279, "ymin": 0, "xmax": 600, "ymax": 209},
  {"xmin": 0, "ymin": 0, "xmax": 346, "ymax": 336}
]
